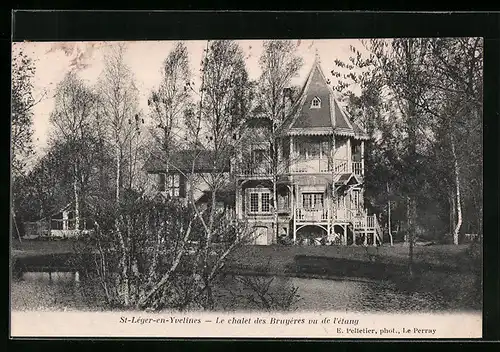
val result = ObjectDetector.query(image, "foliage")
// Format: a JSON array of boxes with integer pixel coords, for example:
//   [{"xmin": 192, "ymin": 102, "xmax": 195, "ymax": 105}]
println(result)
[
  {"xmin": 332, "ymin": 38, "xmax": 483, "ymax": 246},
  {"xmin": 148, "ymin": 42, "xmax": 191, "ymax": 153},
  {"xmin": 11, "ymin": 49, "xmax": 37, "ymax": 178},
  {"xmin": 76, "ymin": 196, "xmax": 253, "ymax": 310}
]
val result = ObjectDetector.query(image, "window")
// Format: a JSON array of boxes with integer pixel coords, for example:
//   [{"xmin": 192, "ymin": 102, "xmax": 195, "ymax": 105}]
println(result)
[
  {"xmin": 167, "ymin": 174, "xmax": 180, "ymax": 197},
  {"xmin": 351, "ymin": 190, "xmax": 360, "ymax": 209},
  {"xmin": 261, "ymin": 193, "xmax": 270, "ymax": 212},
  {"xmin": 320, "ymin": 141, "xmax": 330, "ymax": 159},
  {"xmin": 302, "ymin": 193, "xmax": 324, "ymax": 210},
  {"xmin": 277, "ymin": 193, "xmax": 290, "ymax": 211},
  {"xmin": 307, "ymin": 142, "xmax": 320, "ymax": 158},
  {"xmin": 311, "ymin": 96, "xmax": 321, "ymax": 109},
  {"xmin": 336, "ymin": 195, "xmax": 346, "ymax": 208},
  {"xmin": 159, "ymin": 173, "xmax": 183, "ymax": 197},
  {"xmin": 250, "ymin": 193, "xmax": 259, "ymax": 213},
  {"xmin": 252, "ymin": 148, "xmax": 267, "ymax": 164},
  {"xmin": 247, "ymin": 189, "xmax": 272, "ymax": 214},
  {"xmin": 158, "ymin": 173, "xmax": 166, "ymax": 192},
  {"xmin": 298, "ymin": 139, "xmax": 319, "ymax": 159}
]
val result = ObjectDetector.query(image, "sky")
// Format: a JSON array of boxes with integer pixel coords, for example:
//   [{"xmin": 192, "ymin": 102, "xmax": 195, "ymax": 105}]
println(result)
[{"xmin": 12, "ymin": 39, "xmax": 364, "ymax": 157}]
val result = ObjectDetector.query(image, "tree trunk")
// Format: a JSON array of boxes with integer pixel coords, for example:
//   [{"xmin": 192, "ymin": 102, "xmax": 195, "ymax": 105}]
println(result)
[
  {"xmin": 203, "ymin": 185, "xmax": 217, "ymax": 309},
  {"xmin": 451, "ymin": 135, "xmax": 462, "ymax": 245},
  {"xmin": 273, "ymin": 173, "xmax": 278, "ymax": 244},
  {"xmin": 116, "ymin": 147, "xmax": 121, "ymax": 203},
  {"xmin": 73, "ymin": 164, "xmax": 80, "ymax": 232},
  {"xmin": 11, "ymin": 207, "xmax": 22, "ymax": 243},
  {"xmin": 407, "ymin": 196, "xmax": 415, "ymax": 278},
  {"xmin": 387, "ymin": 182, "xmax": 393, "ymax": 246},
  {"xmin": 449, "ymin": 193, "xmax": 455, "ymax": 240},
  {"xmin": 115, "ymin": 216, "xmax": 129, "ymax": 307},
  {"xmin": 129, "ymin": 138, "xmax": 133, "ymax": 190}
]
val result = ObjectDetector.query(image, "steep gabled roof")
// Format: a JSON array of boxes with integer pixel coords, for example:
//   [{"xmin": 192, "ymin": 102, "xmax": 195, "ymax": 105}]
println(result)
[{"xmin": 281, "ymin": 59, "xmax": 369, "ymax": 140}]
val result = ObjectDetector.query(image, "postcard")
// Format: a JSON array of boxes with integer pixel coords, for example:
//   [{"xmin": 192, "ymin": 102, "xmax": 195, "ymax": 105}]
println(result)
[{"xmin": 10, "ymin": 37, "xmax": 483, "ymax": 339}]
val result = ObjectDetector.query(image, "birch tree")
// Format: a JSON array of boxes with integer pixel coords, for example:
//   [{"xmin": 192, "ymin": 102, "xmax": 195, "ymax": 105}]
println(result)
[
  {"xmin": 148, "ymin": 42, "xmax": 191, "ymax": 158},
  {"xmin": 424, "ymin": 38, "xmax": 483, "ymax": 244},
  {"xmin": 97, "ymin": 43, "xmax": 140, "ymax": 307},
  {"xmin": 194, "ymin": 39, "xmax": 254, "ymax": 307},
  {"xmin": 257, "ymin": 40, "xmax": 303, "ymax": 242},
  {"xmin": 334, "ymin": 38, "xmax": 483, "ymax": 252},
  {"xmin": 333, "ymin": 39, "xmax": 435, "ymax": 276},
  {"xmin": 50, "ymin": 71, "xmax": 98, "ymax": 232},
  {"xmin": 98, "ymin": 43, "xmax": 140, "ymax": 204}
]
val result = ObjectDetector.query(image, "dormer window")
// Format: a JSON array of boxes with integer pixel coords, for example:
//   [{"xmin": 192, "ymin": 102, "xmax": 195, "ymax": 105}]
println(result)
[{"xmin": 311, "ymin": 96, "xmax": 321, "ymax": 109}]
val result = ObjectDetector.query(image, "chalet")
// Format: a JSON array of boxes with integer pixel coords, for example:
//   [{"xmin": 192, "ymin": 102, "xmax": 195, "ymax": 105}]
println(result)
[
  {"xmin": 234, "ymin": 58, "xmax": 381, "ymax": 246},
  {"xmin": 146, "ymin": 59, "xmax": 382, "ymax": 246}
]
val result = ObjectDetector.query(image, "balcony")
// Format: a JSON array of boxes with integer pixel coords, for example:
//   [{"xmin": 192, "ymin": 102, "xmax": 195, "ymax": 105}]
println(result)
[
  {"xmin": 295, "ymin": 207, "xmax": 370, "ymax": 223},
  {"xmin": 290, "ymin": 159, "xmax": 363, "ymax": 175},
  {"xmin": 235, "ymin": 159, "xmax": 364, "ymax": 177},
  {"xmin": 295, "ymin": 208, "xmax": 330, "ymax": 222},
  {"xmin": 235, "ymin": 161, "xmax": 272, "ymax": 177}
]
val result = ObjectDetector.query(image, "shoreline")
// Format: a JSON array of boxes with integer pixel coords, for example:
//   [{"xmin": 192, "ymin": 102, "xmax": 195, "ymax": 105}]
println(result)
[{"xmin": 10, "ymin": 242, "xmax": 482, "ymax": 312}]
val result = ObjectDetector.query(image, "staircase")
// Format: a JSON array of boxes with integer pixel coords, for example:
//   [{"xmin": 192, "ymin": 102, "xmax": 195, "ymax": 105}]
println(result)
[
  {"xmin": 352, "ymin": 212, "xmax": 383, "ymax": 246},
  {"xmin": 323, "ymin": 208, "xmax": 382, "ymax": 246}
]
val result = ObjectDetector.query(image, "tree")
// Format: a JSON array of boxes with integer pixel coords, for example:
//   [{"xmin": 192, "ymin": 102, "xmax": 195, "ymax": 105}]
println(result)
[
  {"xmin": 334, "ymin": 39, "xmax": 438, "ymax": 276},
  {"xmin": 11, "ymin": 49, "xmax": 41, "ymax": 240},
  {"xmin": 148, "ymin": 42, "xmax": 191, "ymax": 156},
  {"xmin": 333, "ymin": 38, "xmax": 483, "ymax": 252},
  {"xmin": 97, "ymin": 43, "xmax": 140, "ymax": 204},
  {"xmin": 96, "ymin": 43, "xmax": 141, "ymax": 307},
  {"xmin": 192, "ymin": 39, "xmax": 254, "ymax": 307},
  {"xmin": 11, "ymin": 49, "xmax": 40, "ymax": 179},
  {"xmin": 13, "ymin": 143, "xmax": 73, "ymax": 227},
  {"xmin": 256, "ymin": 40, "xmax": 303, "ymax": 242},
  {"xmin": 146, "ymin": 41, "xmax": 192, "ymax": 196},
  {"xmin": 50, "ymin": 71, "xmax": 99, "ymax": 231},
  {"xmin": 72, "ymin": 40, "xmax": 298, "ymax": 312},
  {"xmin": 424, "ymin": 38, "xmax": 483, "ymax": 244}
]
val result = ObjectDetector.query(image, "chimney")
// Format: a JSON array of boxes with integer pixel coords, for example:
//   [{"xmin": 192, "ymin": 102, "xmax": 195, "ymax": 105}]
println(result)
[{"xmin": 282, "ymin": 87, "xmax": 293, "ymax": 120}]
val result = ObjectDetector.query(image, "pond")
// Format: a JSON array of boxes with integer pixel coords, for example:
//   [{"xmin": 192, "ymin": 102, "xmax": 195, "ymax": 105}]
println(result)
[{"xmin": 11, "ymin": 270, "xmax": 472, "ymax": 313}]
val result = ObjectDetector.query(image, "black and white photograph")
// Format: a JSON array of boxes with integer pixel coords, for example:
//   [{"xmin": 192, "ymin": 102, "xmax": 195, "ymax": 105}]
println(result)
[{"xmin": 10, "ymin": 35, "xmax": 483, "ymax": 338}]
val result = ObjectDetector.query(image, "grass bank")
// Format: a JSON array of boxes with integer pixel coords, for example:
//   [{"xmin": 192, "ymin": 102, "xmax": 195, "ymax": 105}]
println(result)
[
  {"xmin": 11, "ymin": 239, "xmax": 482, "ymax": 311},
  {"xmin": 224, "ymin": 244, "xmax": 482, "ymax": 311}
]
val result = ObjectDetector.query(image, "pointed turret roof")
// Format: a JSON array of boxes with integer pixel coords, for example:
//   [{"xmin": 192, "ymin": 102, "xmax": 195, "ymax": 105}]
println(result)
[{"xmin": 281, "ymin": 59, "xmax": 369, "ymax": 140}]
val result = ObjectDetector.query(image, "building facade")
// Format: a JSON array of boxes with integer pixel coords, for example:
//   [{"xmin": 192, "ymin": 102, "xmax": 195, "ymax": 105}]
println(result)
[
  {"xmin": 146, "ymin": 60, "xmax": 382, "ymax": 246},
  {"xmin": 234, "ymin": 60, "xmax": 381, "ymax": 246}
]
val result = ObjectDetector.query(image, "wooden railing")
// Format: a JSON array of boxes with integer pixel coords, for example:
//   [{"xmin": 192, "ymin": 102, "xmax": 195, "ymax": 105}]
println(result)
[
  {"xmin": 234, "ymin": 162, "xmax": 272, "ymax": 176},
  {"xmin": 295, "ymin": 207, "xmax": 363, "ymax": 223},
  {"xmin": 236, "ymin": 158, "xmax": 363, "ymax": 176},
  {"xmin": 295, "ymin": 208, "xmax": 329, "ymax": 222},
  {"xmin": 332, "ymin": 159, "xmax": 348, "ymax": 174},
  {"xmin": 235, "ymin": 161, "xmax": 272, "ymax": 176},
  {"xmin": 290, "ymin": 159, "xmax": 349, "ymax": 174},
  {"xmin": 351, "ymin": 213, "xmax": 383, "ymax": 245},
  {"xmin": 50, "ymin": 218, "xmax": 90, "ymax": 231},
  {"xmin": 352, "ymin": 214, "xmax": 376, "ymax": 230},
  {"xmin": 334, "ymin": 207, "xmax": 354, "ymax": 221},
  {"xmin": 352, "ymin": 162, "xmax": 363, "ymax": 176}
]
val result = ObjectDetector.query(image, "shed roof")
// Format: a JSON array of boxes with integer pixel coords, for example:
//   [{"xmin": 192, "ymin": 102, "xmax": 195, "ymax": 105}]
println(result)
[{"xmin": 144, "ymin": 149, "xmax": 231, "ymax": 174}]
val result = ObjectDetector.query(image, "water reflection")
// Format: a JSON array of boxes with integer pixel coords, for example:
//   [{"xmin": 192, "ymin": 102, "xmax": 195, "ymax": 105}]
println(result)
[
  {"xmin": 13, "ymin": 271, "xmax": 453, "ymax": 312},
  {"xmin": 288, "ymin": 277, "xmax": 448, "ymax": 312},
  {"xmin": 20, "ymin": 271, "xmax": 80, "ymax": 284}
]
